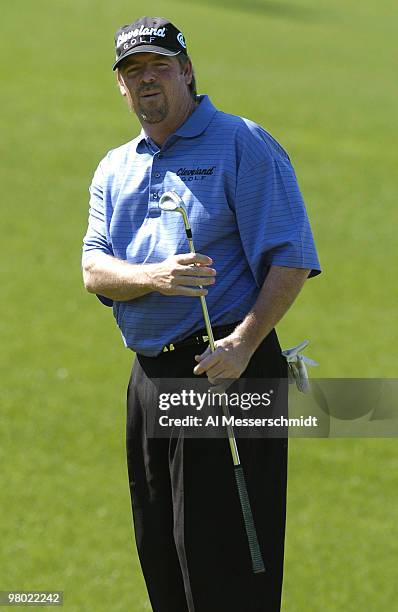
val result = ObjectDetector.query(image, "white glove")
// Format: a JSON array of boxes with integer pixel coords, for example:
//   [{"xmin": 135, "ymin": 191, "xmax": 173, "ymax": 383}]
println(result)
[{"xmin": 282, "ymin": 340, "xmax": 318, "ymax": 393}]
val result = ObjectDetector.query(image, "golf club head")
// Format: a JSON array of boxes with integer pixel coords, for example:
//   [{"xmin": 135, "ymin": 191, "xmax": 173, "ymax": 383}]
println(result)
[{"xmin": 159, "ymin": 191, "xmax": 186, "ymax": 214}]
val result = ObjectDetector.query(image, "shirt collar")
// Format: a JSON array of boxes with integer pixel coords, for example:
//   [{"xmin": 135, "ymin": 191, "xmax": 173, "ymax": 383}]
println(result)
[
  {"xmin": 174, "ymin": 95, "xmax": 217, "ymax": 138},
  {"xmin": 135, "ymin": 95, "xmax": 217, "ymax": 152}
]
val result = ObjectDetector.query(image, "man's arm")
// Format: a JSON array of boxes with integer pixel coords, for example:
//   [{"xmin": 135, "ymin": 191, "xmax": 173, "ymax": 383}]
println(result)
[
  {"xmin": 82, "ymin": 252, "xmax": 217, "ymax": 301},
  {"xmin": 193, "ymin": 265, "xmax": 311, "ymax": 381}
]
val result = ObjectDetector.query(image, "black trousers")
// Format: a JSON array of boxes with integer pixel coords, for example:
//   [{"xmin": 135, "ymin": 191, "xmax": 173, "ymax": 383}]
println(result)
[{"xmin": 126, "ymin": 328, "xmax": 288, "ymax": 612}]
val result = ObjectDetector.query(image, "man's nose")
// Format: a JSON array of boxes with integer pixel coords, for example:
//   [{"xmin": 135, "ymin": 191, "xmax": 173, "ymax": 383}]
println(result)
[{"xmin": 140, "ymin": 65, "xmax": 156, "ymax": 83}]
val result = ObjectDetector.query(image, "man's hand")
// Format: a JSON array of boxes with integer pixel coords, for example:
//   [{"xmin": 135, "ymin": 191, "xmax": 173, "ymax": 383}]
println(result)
[
  {"xmin": 82, "ymin": 252, "xmax": 216, "ymax": 301},
  {"xmin": 193, "ymin": 334, "xmax": 254, "ymax": 383},
  {"xmin": 148, "ymin": 253, "xmax": 216, "ymax": 297}
]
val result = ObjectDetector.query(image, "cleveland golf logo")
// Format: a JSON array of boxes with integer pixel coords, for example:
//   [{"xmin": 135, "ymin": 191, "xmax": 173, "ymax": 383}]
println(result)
[
  {"xmin": 177, "ymin": 166, "xmax": 216, "ymax": 182},
  {"xmin": 117, "ymin": 26, "xmax": 167, "ymax": 49}
]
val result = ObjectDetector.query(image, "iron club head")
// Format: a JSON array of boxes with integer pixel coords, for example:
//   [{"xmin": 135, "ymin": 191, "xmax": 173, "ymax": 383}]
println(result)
[
  {"xmin": 159, "ymin": 191, "xmax": 191, "ymax": 235},
  {"xmin": 159, "ymin": 191, "xmax": 186, "ymax": 214}
]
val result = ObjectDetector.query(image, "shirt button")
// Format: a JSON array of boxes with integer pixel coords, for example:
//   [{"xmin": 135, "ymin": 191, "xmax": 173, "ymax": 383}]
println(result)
[
  {"xmin": 153, "ymin": 193, "xmax": 158, "ymax": 199},
  {"xmin": 155, "ymin": 172, "xmax": 161, "ymax": 178}
]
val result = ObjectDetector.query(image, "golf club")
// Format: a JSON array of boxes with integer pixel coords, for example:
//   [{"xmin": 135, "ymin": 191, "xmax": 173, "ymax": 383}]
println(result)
[{"xmin": 159, "ymin": 190, "xmax": 265, "ymax": 574}]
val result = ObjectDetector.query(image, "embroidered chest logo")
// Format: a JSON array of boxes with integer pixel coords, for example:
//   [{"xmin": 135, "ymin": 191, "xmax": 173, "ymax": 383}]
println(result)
[{"xmin": 176, "ymin": 166, "xmax": 216, "ymax": 182}]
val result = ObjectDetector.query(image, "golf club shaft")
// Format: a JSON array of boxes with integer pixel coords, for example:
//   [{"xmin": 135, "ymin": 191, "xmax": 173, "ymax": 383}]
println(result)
[
  {"xmin": 186, "ymin": 232, "xmax": 266, "ymax": 573},
  {"xmin": 165, "ymin": 196, "xmax": 266, "ymax": 574},
  {"xmin": 186, "ymin": 235, "xmax": 240, "ymax": 462}
]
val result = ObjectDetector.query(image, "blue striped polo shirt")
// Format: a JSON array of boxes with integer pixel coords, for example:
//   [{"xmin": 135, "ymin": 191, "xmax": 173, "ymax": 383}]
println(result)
[{"xmin": 82, "ymin": 95, "xmax": 321, "ymax": 356}]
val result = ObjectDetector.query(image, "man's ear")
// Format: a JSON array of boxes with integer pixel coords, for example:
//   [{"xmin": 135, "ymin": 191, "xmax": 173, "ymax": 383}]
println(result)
[
  {"xmin": 182, "ymin": 59, "xmax": 193, "ymax": 86},
  {"xmin": 116, "ymin": 70, "xmax": 127, "ymax": 97}
]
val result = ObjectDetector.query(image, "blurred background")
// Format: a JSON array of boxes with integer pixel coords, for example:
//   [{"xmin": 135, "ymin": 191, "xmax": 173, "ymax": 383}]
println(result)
[{"xmin": 1, "ymin": 0, "xmax": 397, "ymax": 610}]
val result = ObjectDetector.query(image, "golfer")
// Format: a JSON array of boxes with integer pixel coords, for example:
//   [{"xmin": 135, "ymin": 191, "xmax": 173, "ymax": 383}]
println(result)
[{"xmin": 82, "ymin": 16, "xmax": 321, "ymax": 612}]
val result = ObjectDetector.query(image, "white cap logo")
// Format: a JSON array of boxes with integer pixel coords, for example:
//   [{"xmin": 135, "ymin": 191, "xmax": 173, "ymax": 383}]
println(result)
[
  {"xmin": 177, "ymin": 33, "xmax": 186, "ymax": 48},
  {"xmin": 117, "ymin": 26, "xmax": 167, "ymax": 48}
]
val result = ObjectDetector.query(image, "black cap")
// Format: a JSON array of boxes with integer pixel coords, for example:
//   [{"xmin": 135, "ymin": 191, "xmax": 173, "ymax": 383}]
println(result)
[{"xmin": 113, "ymin": 16, "xmax": 188, "ymax": 71}]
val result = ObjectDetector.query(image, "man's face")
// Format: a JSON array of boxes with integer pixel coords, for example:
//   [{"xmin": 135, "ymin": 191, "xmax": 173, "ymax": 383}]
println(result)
[{"xmin": 117, "ymin": 52, "xmax": 193, "ymax": 124}]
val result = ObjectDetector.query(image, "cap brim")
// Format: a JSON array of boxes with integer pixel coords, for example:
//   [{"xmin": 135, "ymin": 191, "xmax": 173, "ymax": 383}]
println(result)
[{"xmin": 112, "ymin": 46, "xmax": 181, "ymax": 71}]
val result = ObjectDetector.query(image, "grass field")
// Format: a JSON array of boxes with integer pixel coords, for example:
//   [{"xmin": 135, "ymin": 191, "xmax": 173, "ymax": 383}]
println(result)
[{"xmin": 1, "ymin": 0, "xmax": 397, "ymax": 610}]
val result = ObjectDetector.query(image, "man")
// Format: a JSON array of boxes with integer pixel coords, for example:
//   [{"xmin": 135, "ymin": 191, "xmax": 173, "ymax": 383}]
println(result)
[{"xmin": 82, "ymin": 16, "xmax": 321, "ymax": 612}]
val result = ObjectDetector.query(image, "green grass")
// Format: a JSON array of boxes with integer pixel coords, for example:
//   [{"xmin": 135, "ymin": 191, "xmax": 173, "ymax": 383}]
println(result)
[{"xmin": 1, "ymin": 0, "xmax": 397, "ymax": 610}]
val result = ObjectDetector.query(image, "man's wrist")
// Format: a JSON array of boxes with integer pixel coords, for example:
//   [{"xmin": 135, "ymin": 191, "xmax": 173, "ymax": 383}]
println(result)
[
  {"xmin": 229, "ymin": 317, "xmax": 271, "ymax": 357},
  {"xmin": 224, "ymin": 330, "xmax": 257, "ymax": 361},
  {"xmin": 140, "ymin": 263, "xmax": 156, "ymax": 293}
]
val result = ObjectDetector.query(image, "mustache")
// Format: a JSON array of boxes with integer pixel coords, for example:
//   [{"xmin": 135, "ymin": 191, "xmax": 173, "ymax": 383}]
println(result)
[{"xmin": 138, "ymin": 84, "xmax": 163, "ymax": 95}]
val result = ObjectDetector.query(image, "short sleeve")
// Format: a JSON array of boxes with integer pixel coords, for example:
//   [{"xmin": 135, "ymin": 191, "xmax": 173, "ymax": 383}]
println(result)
[
  {"xmin": 82, "ymin": 158, "xmax": 114, "ymax": 263},
  {"xmin": 82, "ymin": 157, "xmax": 114, "ymax": 307},
  {"xmin": 234, "ymin": 150, "xmax": 321, "ymax": 287}
]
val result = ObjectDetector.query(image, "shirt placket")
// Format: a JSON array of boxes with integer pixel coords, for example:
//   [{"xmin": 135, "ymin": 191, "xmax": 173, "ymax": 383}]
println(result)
[{"xmin": 147, "ymin": 142, "xmax": 165, "ymax": 216}]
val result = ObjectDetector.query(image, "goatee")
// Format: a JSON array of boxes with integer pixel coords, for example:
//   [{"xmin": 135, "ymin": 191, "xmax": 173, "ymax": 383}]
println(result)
[{"xmin": 139, "ymin": 100, "xmax": 169, "ymax": 124}]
